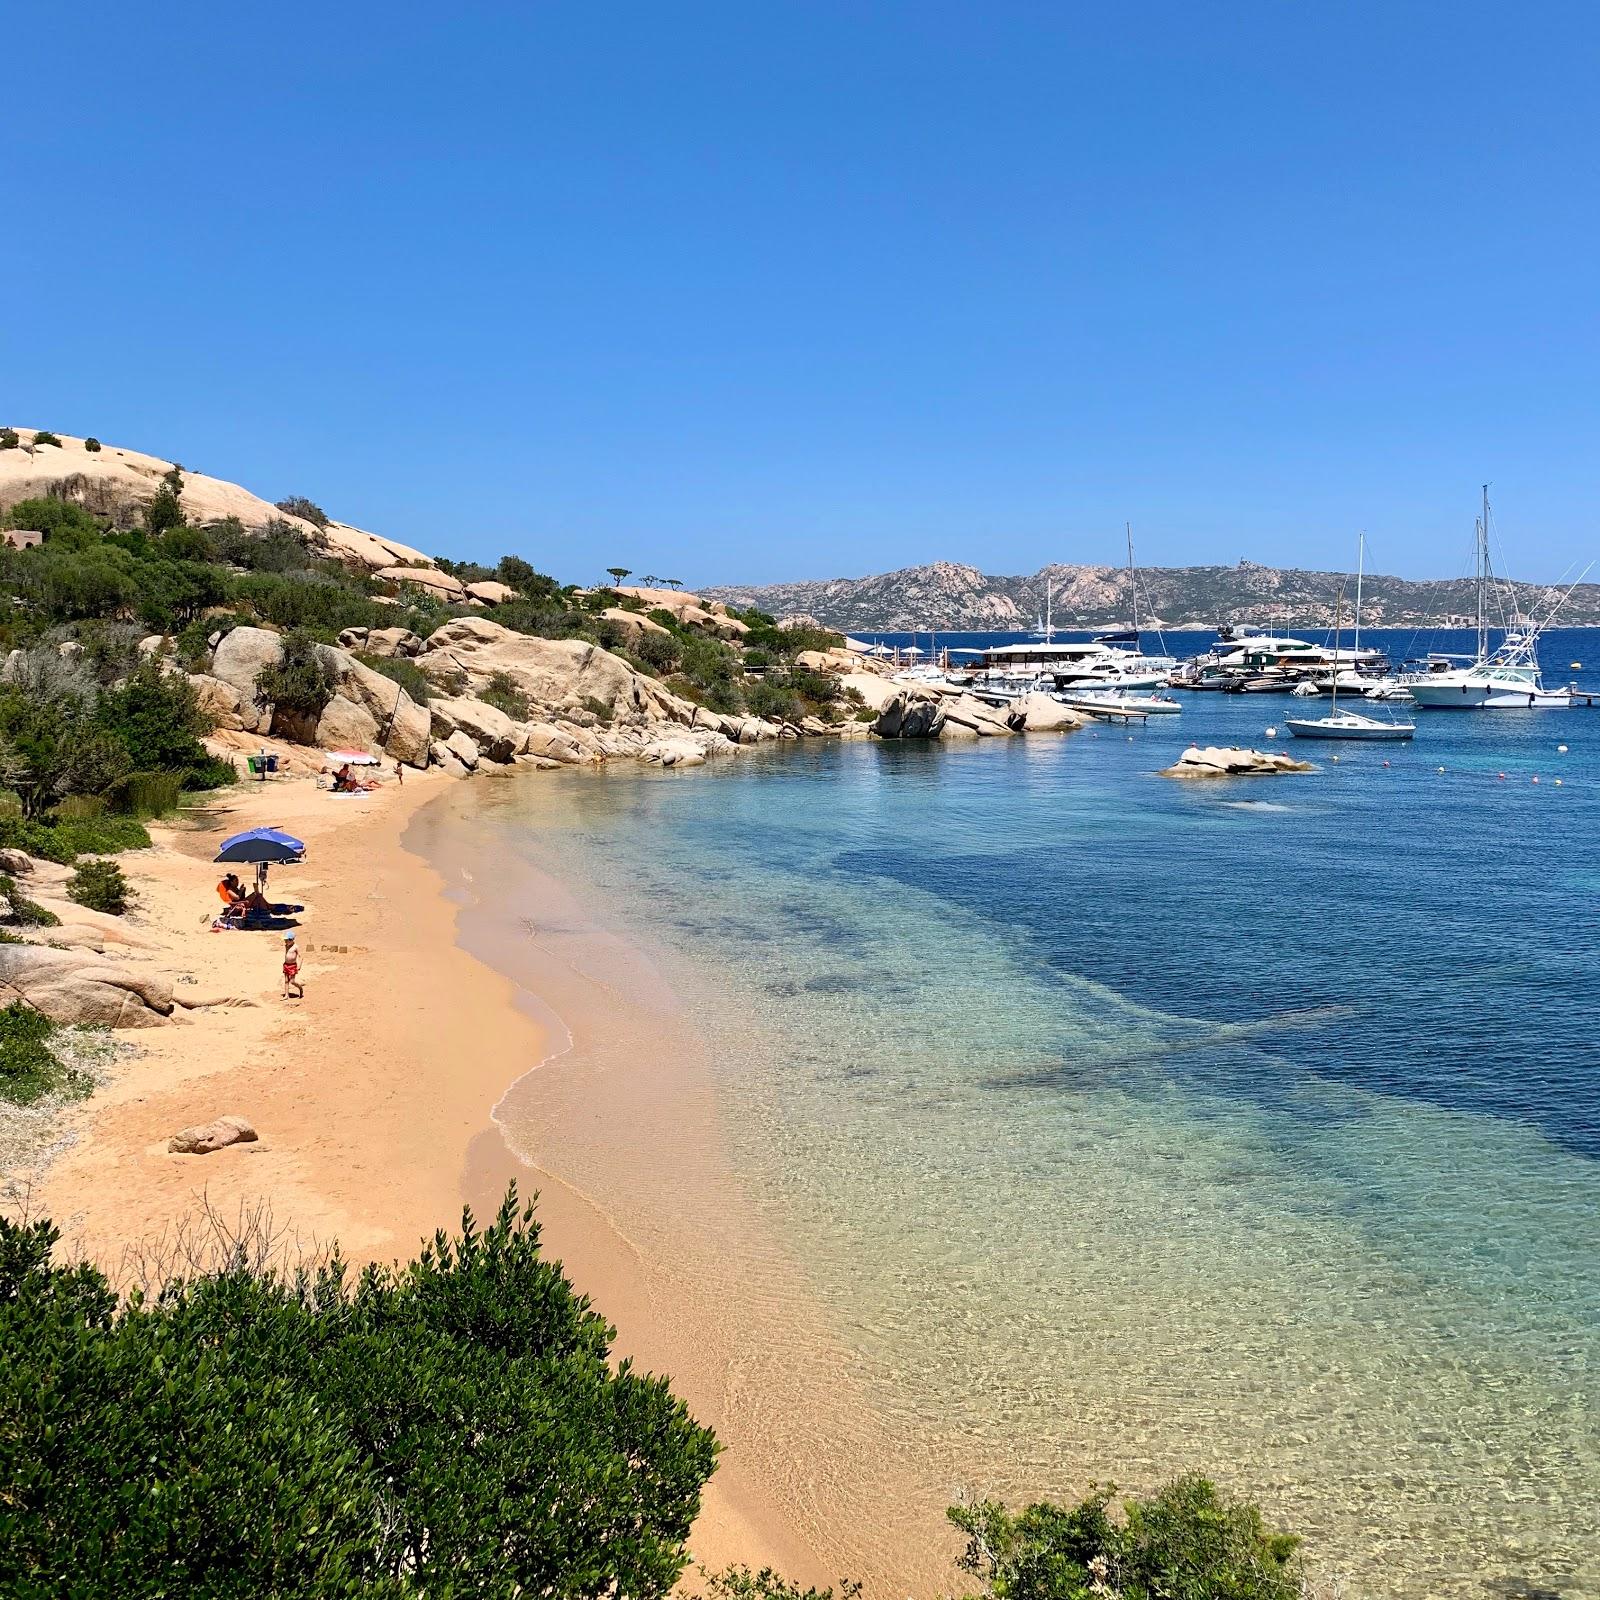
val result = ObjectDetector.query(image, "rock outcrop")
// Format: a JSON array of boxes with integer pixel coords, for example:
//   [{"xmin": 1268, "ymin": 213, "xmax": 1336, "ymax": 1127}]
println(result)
[
  {"xmin": 420, "ymin": 618, "xmax": 697, "ymax": 725},
  {"xmin": 873, "ymin": 689, "xmax": 946, "ymax": 738},
  {"xmin": 168, "ymin": 1115, "xmax": 258, "ymax": 1155},
  {"xmin": 205, "ymin": 627, "xmax": 429, "ymax": 765},
  {"xmin": 0, "ymin": 946, "xmax": 175, "ymax": 1026},
  {"xmin": 940, "ymin": 694, "xmax": 1016, "ymax": 737},
  {"xmin": 428, "ymin": 696, "xmax": 521, "ymax": 764},
  {"xmin": 612, "ymin": 586, "xmax": 749, "ymax": 640},
  {"xmin": 0, "ymin": 430, "xmax": 433, "ymax": 573},
  {"xmin": 1007, "ymin": 693, "xmax": 1086, "ymax": 733},
  {"xmin": 1162, "ymin": 745, "xmax": 1315, "ymax": 778},
  {"xmin": 337, "ymin": 626, "xmax": 423, "ymax": 659}
]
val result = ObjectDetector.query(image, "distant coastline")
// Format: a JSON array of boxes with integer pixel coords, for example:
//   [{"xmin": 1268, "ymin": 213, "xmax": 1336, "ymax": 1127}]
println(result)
[{"xmin": 703, "ymin": 558, "xmax": 1600, "ymax": 632}]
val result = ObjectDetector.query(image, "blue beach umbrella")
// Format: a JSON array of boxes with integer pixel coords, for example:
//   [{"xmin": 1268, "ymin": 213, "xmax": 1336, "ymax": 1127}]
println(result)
[{"xmin": 214, "ymin": 826, "xmax": 306, "ymax": 865}]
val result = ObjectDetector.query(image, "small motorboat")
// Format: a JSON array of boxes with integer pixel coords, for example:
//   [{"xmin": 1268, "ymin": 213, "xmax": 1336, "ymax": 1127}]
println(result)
[{"xmin": 1058, "ymin": 689, "xmax": 1182, "ymax": 720}]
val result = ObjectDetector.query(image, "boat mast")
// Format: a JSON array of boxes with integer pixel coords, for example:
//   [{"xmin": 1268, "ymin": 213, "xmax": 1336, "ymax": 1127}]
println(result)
[
  {"xmin": 1126, "ymin": 522, "xmax": 1139, "ymax": 634},
  {"xmin": 1330, "ymin": 583, "xmax": 1342, "ymax": 714},
  {"xmin": 1477, "ymin": 485, "xmax": 1490, "ymax": 664},
  {"xmin": 1354, "ymin": 533, "xmax": 1364, "ymax": 655}
]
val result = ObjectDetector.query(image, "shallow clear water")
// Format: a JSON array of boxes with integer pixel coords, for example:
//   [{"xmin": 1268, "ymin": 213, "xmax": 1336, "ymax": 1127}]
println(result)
[{"xmin": 460, "ymin": 629, "xmax": 1600, "ymax": 1598}]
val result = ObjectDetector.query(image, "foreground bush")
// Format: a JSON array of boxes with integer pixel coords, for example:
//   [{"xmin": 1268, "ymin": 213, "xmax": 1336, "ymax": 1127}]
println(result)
[
  {"xmin": 0, "ymin": 1002, "xmax": 76, "ymax": 1105},
  {"xmin": 0, "ymin": 1188, "xmax": 719, "ymax": 1598},
  {"xmin": 949, "ymin": 1477, "xmax": 1302, "ymax": 1600},
  {"xmin": 67, "ymin": 857, "xmax": 129, "ymax": 915}
]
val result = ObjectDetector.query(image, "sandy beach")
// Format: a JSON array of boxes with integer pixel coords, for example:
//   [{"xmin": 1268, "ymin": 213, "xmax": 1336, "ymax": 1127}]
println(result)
[{"xmin": 12, "ymin": 745, "xmax": 944, "ymax": 1594}]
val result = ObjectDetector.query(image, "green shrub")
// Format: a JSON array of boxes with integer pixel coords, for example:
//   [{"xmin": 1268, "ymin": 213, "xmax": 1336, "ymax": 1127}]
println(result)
[
  {"xmin": 141, "ymin": 466, "xmax": 185, "ymax": 536},
  {"xmin": 67, "ymin": 857, "xmax": 129, "ymax": 915},
  {"xmin": 0, "ymin": 1189, "xmax": 719, "ymax": 1595},
  {"xmin": 52, "ymin": 794, "xmax": 107, "ymax": 821},
  {"xmin": 0, "ymin": 429, "xmax": 19, "ymax": 450},
  {"xmin": 634, "ymin": 628, "xmax": 682, "ymax": 673},
  {"xmin": 0, "ymin": 873, "xmax": 60, "ymax": 927},
  {"xmin": 703, "ymin": 1569, "xmax": 860, "ymax": 1600},
  {"xmin": 107, "ymin": 770, "xmax": 184, "ymax": 819},
  {"xmin": 480, "ymin": 670, "xmax": 530, "ymax": 721},
  {"xmin": 95, "ymin": 659, "xmax": 217, "ymax": 779},
  {"xmin": 948, "ymin": 1476, "xmax": 1302, "ymax": 1600},
  {"xmin": 31, "ymin": 430, "xmax": 62, "ymax": 448},
  {"xmin": 185, "ymin": 755, "xmax": 238, "ymax": 791},
  {"xmin": 254, "ymin": 629, "xmax": 333, "ymax": 724},
  {"xmin": 274, "ymin": 495, "xmax": 330, "ymax": 529},
  {"xmin": 356, "ymin": 651, "xmax": 431, "ymax": 705},
  {"xmin": 83, "ymin": 437, "xmax": 102, "ymax": 452},
  {"xmin": 0, "ymin": 813, "xmax": 150, "ymax": 864},
  {"xmin": 0, "ymin": 1003, "xmax": 83, "ymax": 1105},
  {"xmin": 581, "ymin": 694, "xmax": 614, "ymax": 726},
  {"xmin": 745, "ymin": 679, "xmax": 803, "ymax": 724}
]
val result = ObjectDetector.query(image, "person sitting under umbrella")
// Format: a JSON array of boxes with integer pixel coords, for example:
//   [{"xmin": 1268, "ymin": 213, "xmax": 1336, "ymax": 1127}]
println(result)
[{"xmin": 216, "ymin": 872, "xmax": 271, "ymax": 919}]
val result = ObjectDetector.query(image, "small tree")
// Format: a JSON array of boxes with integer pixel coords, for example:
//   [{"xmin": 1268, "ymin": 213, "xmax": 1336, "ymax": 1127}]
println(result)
[
  {"xmin": 67, "ymin": 858, "xmax": 130, "ymax": 915},
  {"xmin": 275, "ymin": 495, "xmax": 330, "ymax": 529},
  {"xmin": 253, "ymin": 630, "xmax": 334, "ymax": 735},
  {"xmin": 0, "ymin": 429, "xmax": 19, "ymax": 450},
  {"xmin": 606, "ymin": 566, "xmax": 632, "ymax": 588},
  {"xmin": 31, "ymin": 430, "xmax": 62, "ymax": 447},
  {"xmin": 143, "ymin": 466, "xmax": 186, "ymax": 536},
  {"xmin": 83, "ymin": 437, "xmax": 102, "ymax": 452},
  {"xmin": 664, "ymin": 577, "xmax": 684, "ymax": 591}
]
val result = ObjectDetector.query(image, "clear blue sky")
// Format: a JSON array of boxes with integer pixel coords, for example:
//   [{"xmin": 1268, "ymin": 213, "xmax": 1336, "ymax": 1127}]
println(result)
[{"xmin": 4, "ymin": 3, "xmax": 1597, "ymax": 586}]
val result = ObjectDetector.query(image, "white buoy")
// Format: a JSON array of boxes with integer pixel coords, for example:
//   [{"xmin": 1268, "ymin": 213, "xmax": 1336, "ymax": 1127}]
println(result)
[
  {"xmin": 1437, "ymin": 766, "xmax": 1446, "ymax": 773},
  {"xmin": 1558, "ymin": 744, "xmax": 1569, "ymax": 754},
  {"xmin": 1265, "ymin": 727, "xmax": 1277, "ymax": 738}
]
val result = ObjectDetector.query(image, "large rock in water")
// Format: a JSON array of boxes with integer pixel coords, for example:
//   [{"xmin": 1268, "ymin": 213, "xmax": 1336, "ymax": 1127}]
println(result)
[
  {"xmin": 941, "ymin": 693, "xmax": 1016, "ymax": 737},
  {"xmin": 0, "ymin": 945, "xmax": 174, "ymax": 1026},
  {"xmin": 1008, "ymin": 693, "xmax": 1086, "ymax": 733},
  {"xmin": 421, "ymin": 619, "xmax": 697, "ymax": 725},
  {"xmin": 1162, "ymin": 745, "xmax": 1315, "ymax": 778},
  {"xmin": 874, "ymin": 689, "xmax": 946, "ymax": 738}
]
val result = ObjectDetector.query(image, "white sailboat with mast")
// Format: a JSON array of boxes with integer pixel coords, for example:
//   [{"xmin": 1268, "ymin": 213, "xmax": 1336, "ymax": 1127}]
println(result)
[
  {"xmin": 1408, "ymin": 486, "xmax": 1580, "ymax": 709},
  {"xmin": 1286, "ymin": 551, "xmax": 1415, "ymax": 741}
]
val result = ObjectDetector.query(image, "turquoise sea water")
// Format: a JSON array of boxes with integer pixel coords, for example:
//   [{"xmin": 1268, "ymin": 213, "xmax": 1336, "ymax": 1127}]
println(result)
[{"xmin": 450, "ymin": 628, "xmax": 1599, "ymax": 1599}]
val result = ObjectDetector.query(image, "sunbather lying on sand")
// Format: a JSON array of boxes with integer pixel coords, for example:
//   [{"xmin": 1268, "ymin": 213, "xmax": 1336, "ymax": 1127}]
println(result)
[{"xmin": 332, "ymin": 763, "xmax": 381, "ymax": 793}]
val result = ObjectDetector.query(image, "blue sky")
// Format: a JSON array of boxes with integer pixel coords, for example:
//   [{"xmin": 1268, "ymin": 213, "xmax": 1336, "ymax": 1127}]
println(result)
[{"xmin": 4, "ymin": 3, "xmax": 1596, "ymax": 586}]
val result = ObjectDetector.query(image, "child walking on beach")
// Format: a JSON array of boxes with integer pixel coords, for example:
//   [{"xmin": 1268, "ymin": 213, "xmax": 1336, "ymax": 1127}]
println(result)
[{"xmin": 281, "ymin": 932, "xmax": 303, "ymax": 1000}]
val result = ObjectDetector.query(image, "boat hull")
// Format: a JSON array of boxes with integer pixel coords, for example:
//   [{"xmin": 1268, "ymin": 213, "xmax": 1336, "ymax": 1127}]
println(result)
[
  {"xmin": 1410, "ymin": 682, "xmax": 1571, "ymax": 709},
  {"xmin": 1285, "ymin": 716, "xmax": 1415, "ymax": 741}
]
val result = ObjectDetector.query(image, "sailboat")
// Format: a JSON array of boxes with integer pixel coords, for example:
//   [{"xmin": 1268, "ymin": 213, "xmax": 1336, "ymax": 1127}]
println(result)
[
  {"xmin": 1030, "ymin": 577, "xmax": 1056, "ymax": 641},
  {"xmin": 1408, "ymin": 487, "xmax": 1579, "ymax": 709},
  {"xmin": 1285, "ymin": 555, "xmax": 1415, "ymax": 741}
]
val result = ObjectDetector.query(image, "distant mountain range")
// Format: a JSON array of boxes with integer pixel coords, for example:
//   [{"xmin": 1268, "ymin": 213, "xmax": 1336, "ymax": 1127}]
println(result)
[{"xmin": 703, "ymin": 559, "xmax": 1600, "ymax": 632}]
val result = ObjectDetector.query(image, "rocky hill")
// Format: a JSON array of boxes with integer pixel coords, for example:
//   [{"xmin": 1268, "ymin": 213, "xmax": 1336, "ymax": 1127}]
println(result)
[
  {"xmin": 0, "ymin": 427, "xmax": 432, "ymax": 573},
  {"xmin": 705, "ymin": 558, "xmax": 1600, "ymax": 631}
]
